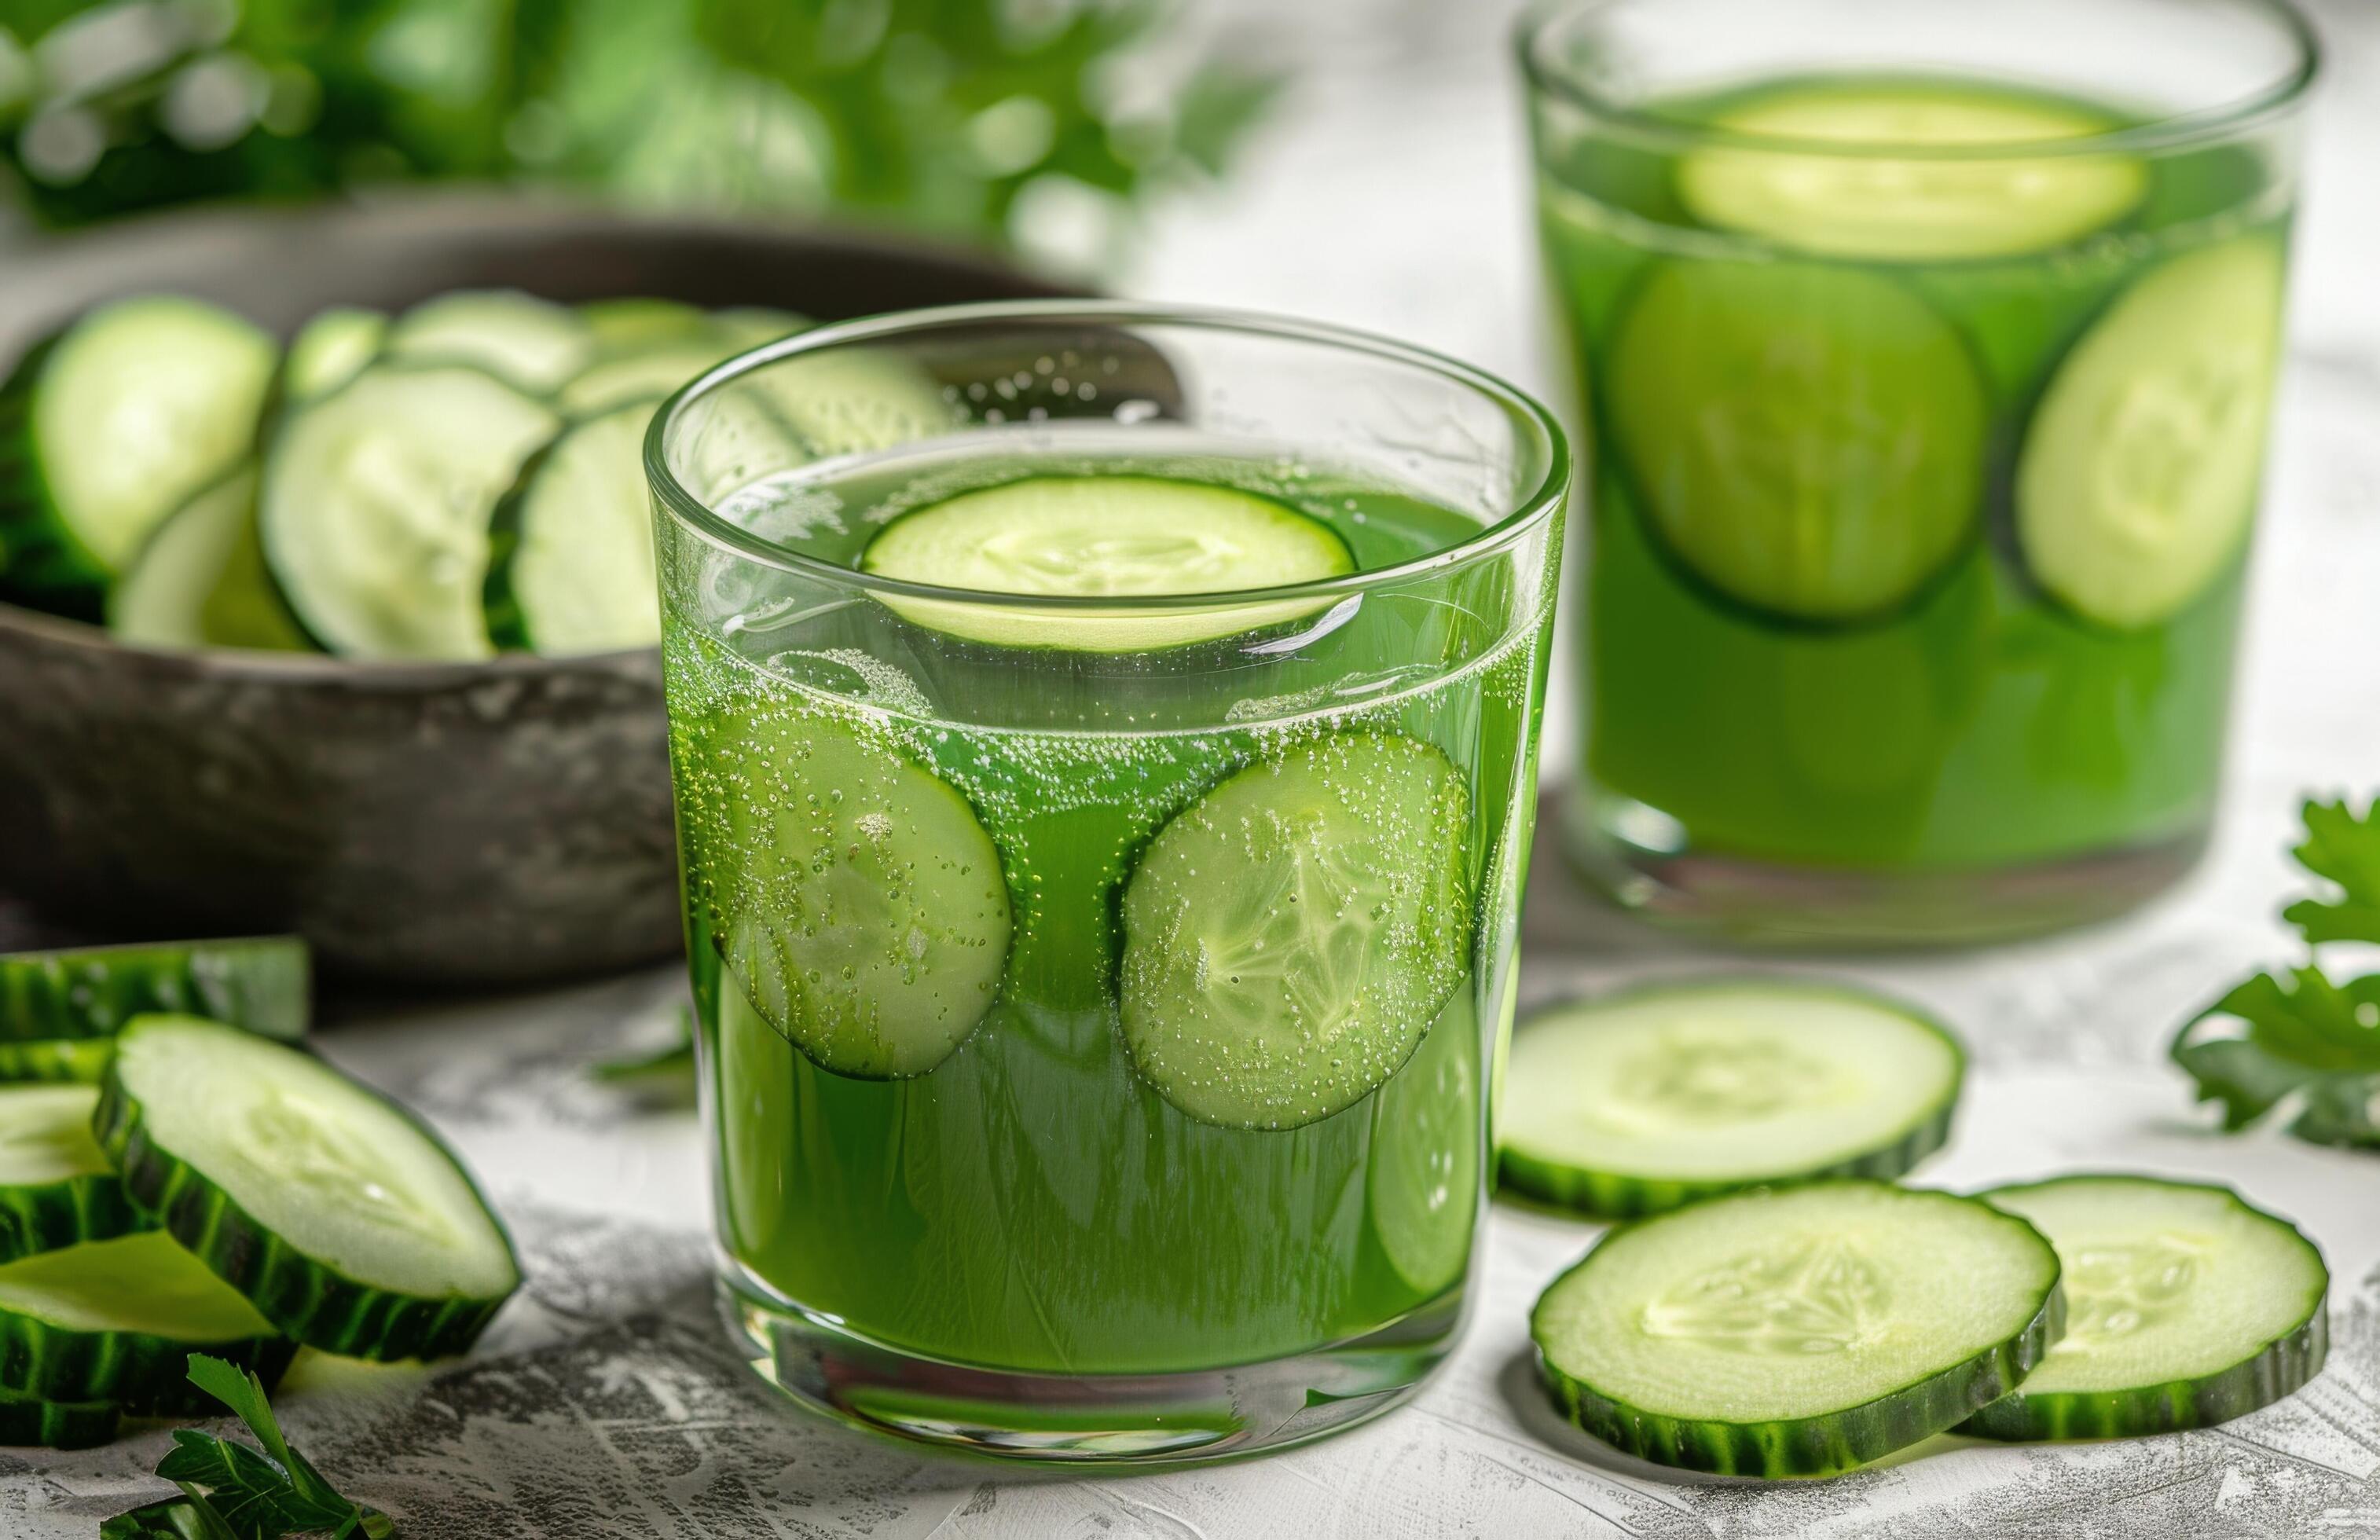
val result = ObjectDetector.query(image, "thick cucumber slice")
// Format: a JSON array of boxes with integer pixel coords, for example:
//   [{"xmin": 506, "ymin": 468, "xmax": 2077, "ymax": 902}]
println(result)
[
  {"xmin": 261, "ymin": 364, "xmax": 560, "ymax": 659},
  {"xmin": 484, "ymin": 401, "xmax": 662, "ymax": 654},
  {"xmin": 97, "ymin": 1015, "xmax": 521, "ymax": 1361},
  {"xmin": 1119, "ymin": 733, "xmax": 1472, "ymax": 1130},
  {"xmin": 384, "ymin": 290, "xmax": 594, "ymax": 395},
  {"xmin": 0, "ymin": 1386, "xmax": 119, "ymax": 1450},
  {"xmin": 1608, "ymin": 260, "xmax": 1987, "ymax": 625},
  {"xmin": 0, "ymin": 1040, "xmax": 113, "ymax": 1084},
  {"xmin": 677, "ymin": 707, "xmax": 1012, "ymax": 1080},
  {"xmin": 1366, "ymin": 991, "xmax": 1481, "ymax": 1295},
  {"xmin": 0, "ymin": 937, "xmax": 308, "ymax": 1043},
  {"xmin": 1678, "ymin": 79, "xmax": 2146, "ymax": 261},
  {"xmin": 557, "ymin": 339, "xmax": 729, "ymax": 417},
  {"xmin": 0, "ymin": 1086, "xmax": 149, "ymax": 1262},
  {"xmin": 0, "ymin": 1230, "xmax": 293, "ymax": 1415},
  {"xmin": 2015, "ymin": 239, "xmax": 2284, "ymax": 629},
  {"xmin": 284, "ymin": 307, "xmax": 387, "ymax": 402},
  {"xmin": 860, "ymin": 475, "xmax": 1359, "ymax": 651},
  {"xmin": 1533, "ymin": 1181, "xmax": 2063, "ymax": 1477},
  {"xmin": 110, "ymin": 466, "xmax": 311, "ymax": 651},
  {"xmin": 1498, "ymin": 981, "xmax": 1962, "ymax": 1218},
  {"xmin": 1961, "ymin": 1176, "xmax": 2327, "ymax": 1440}
]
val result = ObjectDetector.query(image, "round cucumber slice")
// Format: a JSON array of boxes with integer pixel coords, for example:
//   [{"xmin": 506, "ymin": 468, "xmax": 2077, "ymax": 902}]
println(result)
[
  {"xmin": 1533, "ymin": 1181, "xmax": 2063, "ymax": 1477},
  {"xmin": 580, "ymin": 298, "xmax": 713, "ymax": 350},
  {"xmin": 2015, "ymin": 238, "xmax": 2283, "ymax": 629},
  {"xmin": 284, "ymin": 307, "xmax": 387, "ymax": 402},
  {"xmin": 859, "ymin": 475, "xmax": 1358, "ymax": 651},
  {"xmin": 1498, "ymin": 981, "xmax": 1962, "ymax": 1218},
  {"xmin": 677, "ymin": 707, "xmax": 1011, "ymax": 1080},
  {"xmin": 111, "ymin": 466, "xmax": 311, "ymax": 652},
  {"xmin": 1119, "ymin": 732, "xmax": 1472, "ymax": 1130},
  {"xmin": 1961, "ymin": 1176, "xmax": 2327, "ymax": 1440},
  {"xmin": 1678, "ymin": 80, "xmax": 2146, "ymax": 261},
  {"xmin": 557, "ymin": 339, "xmax": 730, "ymax": 417},
  {"xmin": 1608, "ymin": 261, "xmax": 1987, "ymax": 625},
  {"xmin": 0, "ymin": 937, "xmax": 309, "ymax": 1043},
  {"xmin": 97, "ymin": 1014, "xmax": 521, "ymax": 1361},
  {"xmin": 0, "ymin": 1085, "xmax": 149, "ymax": 1263},
  {"xmin": 385, "ymin": 289, "xmax": 594, "ymax": 394},
  {"xmin": 484, "ymin": 400, "xmax": 662, "ymax": 654},
  {"xmin": 1366, "ymin": 991, "xmax": 1482, "ymax": 1296},
  {"xmin": 0, "ymin": 1386, "xmax": 119, "ymax": 1450}
]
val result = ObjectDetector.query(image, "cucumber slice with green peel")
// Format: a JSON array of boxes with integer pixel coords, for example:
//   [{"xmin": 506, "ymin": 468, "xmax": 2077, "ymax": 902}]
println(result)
[
  {"xmin": 710, "ymin": 307, "xmax": 812, "ymax": 352},
  {"xmin": 0, "ymin": 1230, "xmax": 293, "ymax": 1415},
  {"xmin": 284, "ymin": 307, "xmax": 387, "ymax": 402},
  {"xmin": 556, "ymin": 339, "xmax": 729, "ymax": 417},
  {"xmin": 1533, "ymin": 1181, "xmax": 2064, "ymax": 1478},
  {"xmin": 2015, "ymin": 239, "xmax": 2284, "ymax": 629},
  {"xmin": 0, "ymin": 1386, "xmax": 119, "ymax": 1450},
  {"xmin": 97, "ymin": 1014, "xmax": 521, "ymax": 1361},
  {"xmin": 0, "ymin": 1086, "xmax": 151, "ymax": 1262},
  {"xmin": 0, "ymin": 1040, "xmax": 113, "ymax": 1084},
  {"xmin": 484, "ymin": 401, "xmax": 663, "ymax": 654},
  {"xmin": 261, "ymin": 364, "xmax": 560, "ymax": 659},
  {"xmin": 1366, "ymin": 991, "xmax": 1481, "ymax": 1295},
  {"xmin": 1678, "ymin": 80, "xmax": 2147, "ymax": 261},
  {"xmin": 110, "ymin": 466, "xmax": 311, "ymax": 652},
  {"xmin": 1498, "ymin": 981, "xmax": 1962, "ymax": 1219},
  {"xmin": 581, "ymin": 298, "xmax": 713, "ymax": 350},
  {"xmin": 1607, "ymin": 260, "xmax": 1987, "ymax": 625},
  {"xmin": 0, "ymin": 937, "xmax": 308, "ymax": 1043},
  {"xmin": 384, "ymin": 290, "xmax": 594, "ymax": 395},
  {"xmin": 677, "ymin": 708, "xmax": 1013, "ymax": 1080},
  {"xmin": 1119, "ymin": 733, "xmax": 1473, "ymax": 1130},
  {"xmin": 1960, "ymin": 1176, "xmax": 2327, "ymax": 1441},
  {"xmin": 860, "ymin": 475, "xmax": 1359, "ymax": 651}
]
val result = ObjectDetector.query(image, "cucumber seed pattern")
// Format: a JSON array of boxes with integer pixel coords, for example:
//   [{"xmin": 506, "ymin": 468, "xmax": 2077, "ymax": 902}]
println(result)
[{"xmin": 1642, "ymin": 1237, "xmax": 1890, "ymax": 1356}]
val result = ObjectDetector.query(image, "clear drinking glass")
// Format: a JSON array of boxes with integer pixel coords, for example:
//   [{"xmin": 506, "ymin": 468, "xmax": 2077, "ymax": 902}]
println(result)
[
  {"xmin": 1523, "ymin": 0, "xmax": 2318, "ymax": 943},
  {"xmin": 646, "ymin": 303, "xmax": 1566, "ymax": 1461}
]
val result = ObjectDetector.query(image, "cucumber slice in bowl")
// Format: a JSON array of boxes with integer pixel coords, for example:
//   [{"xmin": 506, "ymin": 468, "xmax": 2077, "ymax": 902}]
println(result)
[
  {"xmin": 1119, "ymin": 732, "xmax": 1472, "ymax": 1130},
  {"xmin": 0, "ymin": 1085, "xmax": 150, "ymax": 1262},
  {"xmin": 0, "ymin": 937, "xmax": 307, "ymax": 1043},
  {"xmin": 110, "ymin": 466, "xmax": 311, "ymax": 652},
  {"xmin": 96, "ymin": 1015, "xmax": 520, "ymax": 1361},
  {"xmin": 1961, "ymin": 1175, "xmax": 2327, "ymax": 1440},
  {"xmin": 484, "ymin": 400, "xmax": 663, "ymax": 654},
  {"xmin": 0, "ymin": 1386, "xmax": 119, "ymax": 1450},
  {"xmin": 284, "ymin": 307, "xmax": 387, "ymax": 402},
  {"xmin": 1498, "ymin": 981, "xmax": 1962, "ymax": 1218},
  {"xmin": 1533, "ymin": 1181, "xmax": 2063, "ymax": 1478},
  {"xmin": 384, "ymin": 290, "xmax": 594, "ymax": 395},
  {"xmin": 2015, "ymin": 238, "xmax": 2285, "ymax": 629}
]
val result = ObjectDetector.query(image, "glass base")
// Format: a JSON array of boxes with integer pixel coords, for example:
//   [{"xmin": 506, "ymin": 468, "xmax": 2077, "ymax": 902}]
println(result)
[
  {"xmin": 720, "ymin": 1267, "xmax": 1465, "ymax": 1465},
  {"xmin": 1567, "ymin": 790, "xmax": 2209, "ymax": 947}
]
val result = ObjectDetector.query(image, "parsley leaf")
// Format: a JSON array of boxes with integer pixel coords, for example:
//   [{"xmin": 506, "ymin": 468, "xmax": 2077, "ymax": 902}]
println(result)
[{"xmin": 2283, "ymin": 798, "xmax": 2380, "ymax": 946}]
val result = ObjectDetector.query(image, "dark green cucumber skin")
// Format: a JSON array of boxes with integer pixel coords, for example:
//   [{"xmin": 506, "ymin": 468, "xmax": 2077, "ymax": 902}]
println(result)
[
  {"xmin": 1962, "ymin": 1302, "xmax": 2326, "ymax": 1439},
  {"xmin": 0, "ymin": 1304, "xmax": 293, "ymax": 1417},
  {"xmin": 0, "ymin": 1039, "xmax": 114, "ymax": 1084},
  {"xmin": 0, "ymin": 1170, "xmax": 152, "ymax": 1265},
  {"xmin": 94, "ymin": 1062, "xmax": 521, "ymax": 1362},
  {"xmin": 0, "ymin": 938, "xmax": 310, "ymax": 1043},
  {"xmin": 0, "ymin": 1388, "xmax": 121, "ymax": 1450},
  {"xmin": 0, "ymin": 336, "xmax": 108, "ymax": 620},
  {"xmin": 479, "ymin": 428, "xmax": 551, "ymax": 652}
]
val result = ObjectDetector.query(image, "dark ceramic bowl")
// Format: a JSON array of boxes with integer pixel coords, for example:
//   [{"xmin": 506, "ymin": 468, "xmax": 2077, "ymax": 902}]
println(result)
[{"xmin": 0, "ymin": 195, "xmax": 1073, "ymax": 986}]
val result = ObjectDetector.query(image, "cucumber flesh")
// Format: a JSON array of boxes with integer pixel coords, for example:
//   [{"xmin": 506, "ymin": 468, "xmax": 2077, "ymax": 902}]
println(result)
[
  {"xmin": 744, "ymin": 345, "xmax": 952, "ymax": 459},
  {"xmin": 0, "ymin": 1085, "xmax": 150, "ymax": 1262},
  {"xmin": 0, "ymin": 1386, "xmax": 119, "ymax": 1450},
  {"xmin": 1678, "ymin": 80, "xmax": 2146, "ymax": 261},
  {"xmin": 1533, "ymin": 1180, "xmax": 2063, "ymax": 1477},
  {"xmin": 98, "ymin": 1014, "xmax": 520, "ymax": 1360},
  {"xmin": 484, "ymin": 401, "xmax": 662, "ymax": 654},
  {"xmin": 1366, "ymin": 990, "xmax": 1481, "ymax": 1295},
  {"xmin": 557, "ymin": 339, "xmax": 730, "ymax": 417},
  {"xmin": 110, "ymin": 465, "xmax": 311, "ymax": 652},
  {"xmin": 385, "ymin": 290, "xmax": 594, "ymax": 394},
  {"xmin": 1498, "ymin": 981, "xmax": 1962, "ymax": 1218},
  {"xmin": 1119, "ymin": 733, "xmax": 1472, "ymax": 1130},
  {"xmin": 2015, "ymin": 238, "xmax": 2283, "ymax": 629},
  {"xmin": 710, "ymin": 307, "xmax": 812, "ymax": 352},
  {"xmin": 580, "ymin": 298, "xmax": 712, "ymax": 351},
  {"xmin": 1961, "ymin": 1176, "xmax": 2327, "ymax": 1440},
  {"xmin": 0, "ymin": 936, "xmax": 308, "ymax": 1043},
  {"xmin": 860, "ymin": 475, "xmax": 1359, "ymax": 651},
  {"xmin": 284, "ymin": 307, "xmax": 387, "ymax": 402}
]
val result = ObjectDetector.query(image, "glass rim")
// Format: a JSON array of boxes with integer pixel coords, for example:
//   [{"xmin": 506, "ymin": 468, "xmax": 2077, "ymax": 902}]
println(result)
[
  {"xmin": 1516, "ymin": 0, "xmax": 2321, "ymax": 161},
  {"xmin": 644, "ymin": 299, "xmax": 1569, "ymax": 616}
]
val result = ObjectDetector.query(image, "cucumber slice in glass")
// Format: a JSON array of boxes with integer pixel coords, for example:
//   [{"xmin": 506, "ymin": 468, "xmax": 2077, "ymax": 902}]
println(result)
[
  {"xmin": 111, "ymin": 465, "xmax": 311, "ymax": 652},
  {"xmin": 0, "ymin": 1040, "xmax": 114, "ymax": 1084},
  {"xmin": 1678, "ymin": 80, "xmax": 2146, "ymax": 261},
  {"xmin": 484, "ymin": 400, "xmax": 662, "ymax": 654},
  {"xmin": 0, "ymin": 1230, "xmax": 293, "ymax": 1415},
  {"xmin": 1608, "ymin": 261, "xmax": 1987, "ymax": 625},
  {"xmin": 0, "ymin": 1085, "xmax": 149, "ymax": 1263},
  {"xmin": 1533, "ymin": 1181, "xmax": 2063, "ymax": 1478},
  {"xmin": 1961, "ymin": 1175, "xmax": 2327, "ymax": 1440},
  {"xmin": 1366, "ymin": 991, "xmax": 1481, "ymax": 1295},
  {"xmin": 1498, "ymin": 981, "xmax": 1962, "ymax": 1218},
  {"xmin": 384, "ymin": 290, "xmax": 594, "ymax": 395},
  {"xmin": 97, "ymin": 1014, "xmax": 520, "ymax": 1361},
  {"xmin": 860, "ymin": 475, "xmax": 1358, "ymax": 651},
  {"xmin": 0, "ymin": 937, "xmax": 308, "ymax": 1043},
  {"xmin": 0, "ymin": 1386, "xmax": 119, "ymax": 1450},
  {"xmin": 284, "ymin": 307, "xmax": 387, "ymax": 402},
  {"xmin": 1119, "ymin": 732, "xmax": 1472, "ymax": 1130},
  {"xmin": 2015, "ymin": 238, "xmax": 2284, "ymax": 629}
]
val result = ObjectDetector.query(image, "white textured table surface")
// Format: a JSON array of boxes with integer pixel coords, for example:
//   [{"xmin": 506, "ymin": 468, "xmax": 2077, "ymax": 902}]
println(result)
[{"xmin": 9, "ymin": 2, "xmax": 2380, "ymax": 1534}]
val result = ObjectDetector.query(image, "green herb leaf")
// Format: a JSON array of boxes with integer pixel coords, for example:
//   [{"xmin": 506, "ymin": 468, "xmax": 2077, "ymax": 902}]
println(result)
[
  {"xmin": 2173, "ymin": 967, "xmax": 2380, "ymax": 1150},
  {"xmin": 2283, "ymin": 798, "xmax": 2380, "ymax": 946},
  {"xmin": 100, "ymin": 1498, "xmax": 242, "ymax": 1540},
  {"xmin": 591, "ymin": 1006, "xmax": 697, "ymax": 1104}
]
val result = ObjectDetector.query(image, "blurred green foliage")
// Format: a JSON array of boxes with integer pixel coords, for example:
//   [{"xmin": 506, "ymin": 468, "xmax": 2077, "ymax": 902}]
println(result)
[{"xmin": 0, "ymin": 0, "xmax": 1282, "ymax": 265}]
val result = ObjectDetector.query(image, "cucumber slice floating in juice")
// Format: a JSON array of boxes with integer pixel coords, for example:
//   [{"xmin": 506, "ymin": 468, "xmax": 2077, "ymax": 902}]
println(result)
[
  {"xmin": 384, "ymin": 290, "xmax": 594, "ymax": 395},
  {"xmin": 680, "ymin": 708, "xmax": 1012, "ymax": 1080},
  {"xmin": 1961, "ymin": 1175, "xmax": 2327, "ymax": 1440},
  {"xmin": 1366, "ymin": 991, "xmax": 1481, "ymax": 1295},
  {"xmin": 1607, "ymin": 261, "xmax": 1987, "ymax": 625},
  {"xmin": 97, "ymin": 1014, "xmax": 521, "ymax": 1361},
  {"xmin": 110, "ymin": 465, "xmax": 310, "ymax": 652},
  {"xmin": 0, "ymin": 1085, "xmax": 149, "ymax": 1263},
  {"xmin": 1498, "ymin": 981, "xmax": 1962, "ymax": 1219},
  {"xmin": 484, "ymin": 400, "xmax": 662, "ymax": 654},
  {"xmin": 1678, "ymin": 79, "xmax": 2146, "ymax": 261},
  {"xmin": 860, "ymin": 475, "xmax": 1358, "ymax": 651},
  {"xmin": 0, "ymin": 937, "xmax": 308, "ymax": 1043},
  {"xmin": 0, "ymin": 1386, "xmax": 119, "ymax": 1450},
  {"xmin": 1532, "ymin": 1180, "xmax": 2063, "ymax": 1478},
  {"xmin": 1119, "ymin": 732, "xmax": 1472, "ymax": 1130},
  {"xmin": 2015, "ymin": 238, "xmax": 2284, "ymax": 629}
]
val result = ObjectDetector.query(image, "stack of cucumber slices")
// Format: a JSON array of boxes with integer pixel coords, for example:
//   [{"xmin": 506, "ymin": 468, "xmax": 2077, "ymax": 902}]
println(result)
[
  {"xmin": 1512, "ymin": 981, "xmax": 2331, "ymax": 1478},
  {"xmin": 0, "ymin": 937, "xmax": 519, "ymax": 1450}
]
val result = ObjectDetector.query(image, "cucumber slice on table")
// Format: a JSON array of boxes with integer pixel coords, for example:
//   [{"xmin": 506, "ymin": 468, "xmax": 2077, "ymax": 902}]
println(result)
[
  {"xmin": 1961, "ymin": 1176, "xmax": 2327, "ymax": 1440},
  {"xmin": 1678, "ymin": 80, "xmax": 2145, "ymax": 261},
  {"xmin": 1532, "ymin": 1181, "xmax": 2063, "ymax": 1477},
  {"xmin": 0, "ymin": 1085, "xmax": 149, "ymax": 1262},
  {"xmin": 0, "ymin": 937, "xmax": 307, "ymax": 1042},
  {"xmin": 485, "ymin": 400, "xmax": 664, "ymax": 654},
  {"xmin": 860, "ymin": 475, "xmax": 1358, "ymax": 651},
  {"xmin": 1366, "ymin": 990, "xmax": 1482, "ymax": 1295},
  {"xmin": 97, "ymin": 1015, "xmax": 520, "ymax": 1361},
  {"xmin": 1607, "ymin": 260, "xmax": 1987, "ymax": 626},
  {"xmin": 676, "ymin": 708, "xmax": 1012, "ymax": 1080},
  {"xmin": 261, "ymin": 364, "xmax": 560, "ymax": 659},
  {"xmin": 0, "ymin": 296, "xmax": 276, "ymax": 610},
  {"xmin": 384, "ymin": 290, "xmax": 594, "ymax": 394},
  {"xmin": 284, "ymin": 307, "xmax": 387, "ymax": 402},
  {"xmin": 1120, "ymin": 732, "xmax": 1472, "ymax": 1130},
  {"xmin": 2015, "ymin": 238, "xmax": 2284, "ymax": 629},
  {"xmin": 1498, "ymin": 981, "xmax": 1962, "ymax": 1218},
  {"xmin": 111, "ymin": 465, "xmax": 310, "ymax": 651},
  {"xmin": 0, "ymin": 1230, "xmax": 293, "ymax": 1414},
  {"xmin": 0, "ymin": 1386, "xmax": 119, "ymax": 1450}
]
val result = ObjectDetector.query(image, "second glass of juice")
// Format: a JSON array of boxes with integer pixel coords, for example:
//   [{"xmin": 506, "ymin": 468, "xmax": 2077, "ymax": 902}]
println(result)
[{"xmin": 647, "ymin": 305, "xmax": 1566, "ymax": 1461}]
